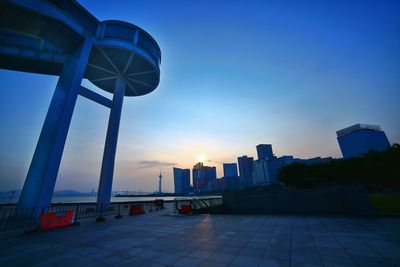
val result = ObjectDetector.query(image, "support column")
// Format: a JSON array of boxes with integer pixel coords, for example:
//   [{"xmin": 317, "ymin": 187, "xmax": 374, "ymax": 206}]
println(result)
[
  {"xmin": 17, "ymin": 38, "xmax": 93, "ymax": 211},
  {"xmin": 97, "ymin": 76, "xmax": 125, "ymax": 211}
]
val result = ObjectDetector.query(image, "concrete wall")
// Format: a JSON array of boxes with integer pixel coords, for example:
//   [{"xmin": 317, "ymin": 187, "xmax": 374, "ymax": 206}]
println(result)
[{"xmin": 223, "ymin": 187, "xmax": 375, "ymax": 216}]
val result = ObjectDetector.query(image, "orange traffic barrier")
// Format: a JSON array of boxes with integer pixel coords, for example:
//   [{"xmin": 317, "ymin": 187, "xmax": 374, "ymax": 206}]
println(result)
[
  {"xmin": 179, "ymin": 204, "xmax": 192, "ymax": 214},
  {"xmin": 129, "ymin": 204, "xmax": 145, "ymax": 216},
  {"xmin": 39, "ymin": 210, "xmax": 73, "ymax": 231}
]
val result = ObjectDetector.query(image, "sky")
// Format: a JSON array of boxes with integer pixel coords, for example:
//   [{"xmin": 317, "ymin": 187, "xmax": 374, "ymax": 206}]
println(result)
[{"xmin": 0, "ymin": 0, "xmax": 399, "ymax": 193}]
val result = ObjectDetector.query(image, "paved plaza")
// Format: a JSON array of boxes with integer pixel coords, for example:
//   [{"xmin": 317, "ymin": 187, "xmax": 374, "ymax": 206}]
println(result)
[{"xmin": 0, "ymin": 204, "xmax": 399, "ymax": 267}]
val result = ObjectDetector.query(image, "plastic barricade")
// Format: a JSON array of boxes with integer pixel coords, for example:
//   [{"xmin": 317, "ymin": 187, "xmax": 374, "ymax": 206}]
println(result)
[
  {"xmin": 129, "ymin": 204, "xmax": 145, "ymax": 216},
  {"xmin": 153, "ymin": 199, "xmax": 164, "ymax": 209},
  {"xmin": 179, "ymin": 204, "xmax": 192, "ymax": 215},
  {"xmin": 39, "ymin": 210, "xmax": 73, "ymax": 231}
]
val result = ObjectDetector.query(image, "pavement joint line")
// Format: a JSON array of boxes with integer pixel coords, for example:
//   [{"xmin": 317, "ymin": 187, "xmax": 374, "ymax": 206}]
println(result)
[
  {"xmin": 344, "ymin": 218, "xmax": 396, "ymax": 266},
  {"xmin": 325, "ymin": 217, "xmax": 361, "ymax": 266},
  {"xmin": 305, "ymin": 216, "xmax": 324, "ymax": 266},
  {"xmin": 1, "ymin": 208, "xmax": 400, "ymax": 267}
]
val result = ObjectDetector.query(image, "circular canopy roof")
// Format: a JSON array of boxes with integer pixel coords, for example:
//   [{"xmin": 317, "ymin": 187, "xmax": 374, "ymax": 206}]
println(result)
[
  {"xmin": 0, "ymin": 1, "xmax": 161, "ymax": 97},
  {"xmin": 85, "ymin": 20, "xmax": 161, "ymax": 97}
]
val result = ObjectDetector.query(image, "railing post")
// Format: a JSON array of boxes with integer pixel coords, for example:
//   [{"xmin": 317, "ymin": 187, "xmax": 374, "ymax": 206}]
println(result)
[
  {"xmin": 115, "ymin": 203, "xmax": 122, "ymax": 219},
  {"xmin": 74, "ymin": 205, "xmax": 79, "ymax": 224},
  {"xmin": 96, "ymin": 204, "xmax": 105, "ymax": 222}
]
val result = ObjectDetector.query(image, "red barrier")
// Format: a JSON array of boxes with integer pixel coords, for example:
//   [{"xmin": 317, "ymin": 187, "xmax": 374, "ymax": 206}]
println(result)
[
  {"xmin": 39, "ymin": 210, "xmax": 73, "ymax": 231},
  {"xmin": 179, "ymin": 204, "xmax": 192, "ymax": 215},
  {"xmin": 129, "ymin": 204, "xmax": 145, "ymax": 216}
]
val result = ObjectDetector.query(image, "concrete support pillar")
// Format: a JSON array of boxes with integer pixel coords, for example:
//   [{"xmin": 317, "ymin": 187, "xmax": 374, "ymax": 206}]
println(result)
[
  {"xmin": 96, "ymin": 76, "xmax": 126, "ymax": 211},
  {"xmin": 17, "ymin": 38, "xmax": 93, "ymax": 210}
]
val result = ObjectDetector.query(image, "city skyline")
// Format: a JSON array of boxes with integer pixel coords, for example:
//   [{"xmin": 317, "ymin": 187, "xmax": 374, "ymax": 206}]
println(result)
[{"xmin": 1, "ymin": 0, "xmax": 400, "ymax": 193}]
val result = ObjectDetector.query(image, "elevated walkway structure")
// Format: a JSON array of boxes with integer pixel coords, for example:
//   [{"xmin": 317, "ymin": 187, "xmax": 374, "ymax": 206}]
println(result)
[{"xmin": 0, "ymin": 0, "xmax": 161, "ymax": 215}]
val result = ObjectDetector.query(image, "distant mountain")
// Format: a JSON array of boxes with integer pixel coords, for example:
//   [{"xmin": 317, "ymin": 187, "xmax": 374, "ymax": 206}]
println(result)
[
  {"xmin": 0, "ymin": 189, "xmax": 90, "ymax": 199},
  {"xmin": 0, "ymin": 190, "xmax": 21, "ymax": 199},
  {"xmin": 53, "ymin": 190, "xmax": 84, "ymax": 196}
]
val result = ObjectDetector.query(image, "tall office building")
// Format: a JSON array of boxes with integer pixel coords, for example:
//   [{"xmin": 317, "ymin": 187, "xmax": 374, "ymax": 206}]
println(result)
[
  {"xmin": 252, "ymin": 160, "xmax": 269, "ymax": 185},
  {"xmin": 223, "ymin": 163, "xmax": 238, "ymax": 177},
  {"xmin": 256, "ymin": 144, "xmax": 274, "ymax": 160},
  {"xmin": 237, "ymin": 156, "xmax": 254, "ymax": 187},
  {"xmin": 253, "ymin": 156, "xmax": 294, "ymax": 185},
  {"xmin": 217, "ymin": 176, "xmax": 241, "ymax": 191},
  {"xmin": 266, "ymin": 156, "xmax": 294, "ymax": 182},
  {"xmin": 219, "ymin": 163, "xmax": 240, "ymax": 191},
  {"xmin": 337, "ymin": 124, "xmax": 391, "ymax": 159},
  {"xmin": 173, "ymin": 167, "xmax": 190, "ymax": 194},
  {"xmin": 293, "ymin": 157, "xmax": 332, "ymax": 165},
  {"xmin": 193, "ymin": 162, "xmax": 217, "ymax": 192},
  {"xmin": 192, "ymin": 162, "xmax": 204, "ymax": 191}
]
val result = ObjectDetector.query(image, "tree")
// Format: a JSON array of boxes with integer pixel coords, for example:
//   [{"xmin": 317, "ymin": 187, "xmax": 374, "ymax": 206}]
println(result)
[{"xmin": 278, "ymin": 144, "xmax": 400, "ymax": 191}]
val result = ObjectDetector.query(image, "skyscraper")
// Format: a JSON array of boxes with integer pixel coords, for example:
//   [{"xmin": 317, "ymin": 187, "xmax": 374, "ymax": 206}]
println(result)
[
  {"xmin": 173, "ymin": 167, "xmax": 190, "ymax": 194},
  {"xmin": 237, "ymin": 156, "xmax": 254, "ymax": 187},
  {"xmin": 253, "ymin": 156, "xmax": 294, "ymax": 185},
  {"xmin": 223, "ymin": 163, "xmax": 238, "ymax": 177},
  {"xmin": 265, "ymin": 156, "xmax": 294, "ymax": 182},
  {"xmin": 193, "ymin": 162, "xmax": 217, "ymax": 192},
  {"xmin": 192, "ymin": 162, "xmax": 204, "ymax": 192},
  {"xmin": 217, "ymin": 176, "xmax": 241, "ymax": 191},
  {"xmin": 252, "ymin": 160, "xmax": 269, "ymax": 185},
  {"xmin": 337, "ymin": 124, "xmax": 391, "ymax": 158},
  {"xmin": 256, "ymin": 144, "xmax": 274, "ymax": 160}
]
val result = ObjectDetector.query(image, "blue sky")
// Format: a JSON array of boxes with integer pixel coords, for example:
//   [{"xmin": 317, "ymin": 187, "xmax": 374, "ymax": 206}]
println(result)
[{"xmin": 0, "ymin": 0, "xmax": 399, "ymax": 192}]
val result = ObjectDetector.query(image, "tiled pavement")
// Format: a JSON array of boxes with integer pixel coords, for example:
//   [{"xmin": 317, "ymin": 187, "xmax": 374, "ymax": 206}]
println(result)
[{"xmin": 0, "ymin": 204, "xmax": 399, "ymax": 267}]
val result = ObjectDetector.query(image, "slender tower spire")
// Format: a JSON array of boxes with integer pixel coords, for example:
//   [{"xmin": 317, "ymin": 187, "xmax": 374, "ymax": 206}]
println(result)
[{"xmin": 158, "ymin": 171, "xmax": 162, "ymax": 194}]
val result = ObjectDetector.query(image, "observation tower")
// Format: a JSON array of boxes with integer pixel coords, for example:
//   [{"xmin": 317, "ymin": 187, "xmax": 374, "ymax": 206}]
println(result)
[
  {"xmin": 0, "ymin": 0, "xmax": 161, "ymax": 214},
  {"xmin": 158, "ymin": 171, "xmax": 162, "ymax": 194}
]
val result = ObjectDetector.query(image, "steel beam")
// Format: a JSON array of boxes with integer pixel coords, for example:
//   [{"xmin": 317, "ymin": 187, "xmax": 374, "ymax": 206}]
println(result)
[
  {"xmin": 79, "ymin": 86, "xmax": 112, "ymax": 108},
  {"xmin": 17, "ymin": 38, "xmax": 93, "ymax": 211},
  {"xmin": 96, "ymin": 76, "xmax": 126, "ymax": 211}
]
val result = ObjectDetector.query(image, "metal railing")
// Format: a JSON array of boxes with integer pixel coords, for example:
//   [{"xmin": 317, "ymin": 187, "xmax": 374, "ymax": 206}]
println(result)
[
  {"xmin": 0, "ymin": 200, "xmax": 168, "ymax": 232},
  {"xmin": 174, "ymin": 196, "xmax": 223, "ymax": 214}
]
